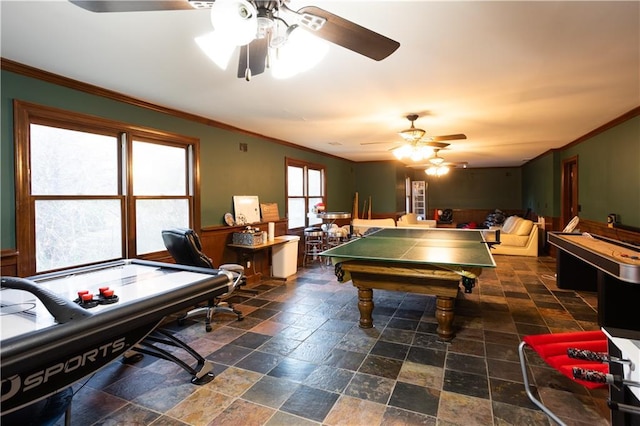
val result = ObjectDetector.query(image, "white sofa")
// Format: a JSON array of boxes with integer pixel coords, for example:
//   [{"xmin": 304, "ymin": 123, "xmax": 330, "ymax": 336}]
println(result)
[
  {"xmin": 351, "ymin": 214, "xmax": 438, "ymax": 235},
  {"xmin": 484, "ymin": 216, "xmax": 539, "ymax": 257},
  {"xmin": 396, "ymin": 213, "xmax": 437, "ymax": 229},
  {"xmin": 351, "ymin": 218, "xmax": 396, "ymax": 235}
]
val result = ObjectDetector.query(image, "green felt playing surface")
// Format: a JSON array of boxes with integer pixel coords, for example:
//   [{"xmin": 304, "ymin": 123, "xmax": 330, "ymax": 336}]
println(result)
[{"xmin": 321, "ymin": 228, "xmax": 496, "ymax": 268}]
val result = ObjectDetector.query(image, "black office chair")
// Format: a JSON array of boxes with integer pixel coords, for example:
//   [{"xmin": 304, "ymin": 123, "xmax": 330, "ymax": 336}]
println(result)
[{"xmin": 162, "ymin": 228, "xmax": 244, "ymax": 331}]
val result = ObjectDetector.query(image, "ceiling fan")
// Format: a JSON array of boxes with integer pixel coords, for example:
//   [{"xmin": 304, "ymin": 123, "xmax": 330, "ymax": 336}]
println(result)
[
  {"xmin": 397, "ymin": 114, "xmax": 466, "ymax": 144},
  {"xmin": 362, "ymin": 114, "xmax": 466, "ymax": 162},
  {"xmin": 69, "ymin": 1, "xmax": 400, "ymax": 80},
  {"xmin": 406, "ymin": 152, "xmax": 469, "ymax": 177}
]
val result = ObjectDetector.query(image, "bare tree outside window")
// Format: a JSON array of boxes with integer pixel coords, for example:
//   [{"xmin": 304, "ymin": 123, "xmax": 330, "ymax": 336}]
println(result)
[
  {"xmin": 285, "ymin": 158, "xmax": 326, "ymax": 230},
  {"xmin": 14, "ymin": 101, "xmax": 199, "ymax": 276}
]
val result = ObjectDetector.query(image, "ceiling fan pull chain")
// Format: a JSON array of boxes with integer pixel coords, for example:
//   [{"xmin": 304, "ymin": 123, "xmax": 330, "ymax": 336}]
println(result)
[{"xmin": 245, "ymin": 43, "xmax": 252, "ymax": 81}]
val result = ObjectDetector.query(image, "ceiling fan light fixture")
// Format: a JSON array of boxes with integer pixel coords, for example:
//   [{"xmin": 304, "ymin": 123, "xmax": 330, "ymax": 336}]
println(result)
[
  {"xmin": 429, "ymin": 155, "xmax": 445, "ymax": 165},
  {"xmin": 399, "ymin": 114, "xmax": 426, "ymax": 141},
  {"xmin": 195, "ymin": 32, "xmax": 237, "ymax": 70},
  {"xmin": 269, "ymin": 19, "xmax": 288, "ymax": 48},
  {"xmin": 256, "ymin": 7, "xmax": 275, "ymax": 39},
  {"xmin": 210, "ymin": 0, "xmax": 257, "ymax": 46},
  {"xmin": 392, "ymin": 144, "xmax": 411, "ymax": 160},
  {"xmin": 399, "ymin": 127, "xmax": 426, "ymax": 142},
  {"xmin": 409, "ymin": 150, "xmax": 423, "ymax": 162},
  {"xmin": 392, "ymin": 144, "xmax": 433, "ymax": 162},
  {"xmin": 425, "ymin": 165, "xmax": 449, "ymax": 176},
  {"xmin": 271, "ymin": 26, "xmax": 329, "ymax": 79}
]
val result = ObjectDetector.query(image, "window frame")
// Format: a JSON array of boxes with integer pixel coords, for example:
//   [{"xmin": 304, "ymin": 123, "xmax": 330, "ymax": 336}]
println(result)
[
  {"xmin": 13, "ymin": 100, "xmax": 200, "ymax": 276},
  {"xmin": 285, "ymin": 157, "xmax": 326, "ymax": 231}
]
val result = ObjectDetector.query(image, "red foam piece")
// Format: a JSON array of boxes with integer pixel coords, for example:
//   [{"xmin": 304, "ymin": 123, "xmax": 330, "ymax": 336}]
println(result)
[{"xmin": 523, "ymin": 330, "xmax": 608, "ymax": 389}]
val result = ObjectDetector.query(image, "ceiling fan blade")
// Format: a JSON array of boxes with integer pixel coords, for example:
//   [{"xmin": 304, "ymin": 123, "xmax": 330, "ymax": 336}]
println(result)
[
  {"xmin": 430, "ymin": 134, "xmax": 467, "ymax": 142},
  {"xmin": 297, "ymin": 6, "xmax": 400, "ymax": 61},
  {"xmin": 406, "ymin": 161, "xmax": 468, "ymax": 169},
  {"xmin": 237, "ymin": 38, "xmax": 268, "ymax": 79},
  {"xmin": 360, "ymin": 141, "xmax": 398, "ymax": 146},
  {"xmin": 69, "ymin": 1, "xmax": 198, "ymax": 13}
]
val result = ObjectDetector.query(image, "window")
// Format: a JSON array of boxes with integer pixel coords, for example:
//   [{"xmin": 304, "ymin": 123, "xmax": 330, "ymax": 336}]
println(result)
[
  {"xmin": 14, "ymin": 101, "xmax": 199, "ymax": 276},
  {"xmin": 285, "ymin": 158, "xmax": 326, "ymax": 229}
]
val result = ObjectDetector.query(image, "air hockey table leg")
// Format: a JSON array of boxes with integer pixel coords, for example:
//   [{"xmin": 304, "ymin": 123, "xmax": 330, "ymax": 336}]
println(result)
[{"xmin": 126, "ymin": 328, "xmax": 215, "ymax": 385}]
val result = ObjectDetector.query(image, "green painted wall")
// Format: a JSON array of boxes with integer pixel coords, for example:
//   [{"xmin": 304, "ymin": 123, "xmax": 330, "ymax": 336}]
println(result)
[
  {"xmin": 410, "ymin": 167, "xmax": 523, "ymax": 211},
  {"xmin": 522, "ymin": 115, "xmax": 639, "ymax": 228},
  {"xmin": 0, "ymin": 70, "xmax": 355, "ymax": 248},
  {"xmin": 522, "ymin": 152, "xmax": 556, "ymax": 217},
  {"xmin": 2, "ymin": 69, "xmax": 638, "ymax": 250},
  {"xmin": 352, "ymin": 162, "xmax": 408, "ymax": 215},
  {"xmin": 562, "ymin": 116, "xmax": 639, "ymax": 226}
]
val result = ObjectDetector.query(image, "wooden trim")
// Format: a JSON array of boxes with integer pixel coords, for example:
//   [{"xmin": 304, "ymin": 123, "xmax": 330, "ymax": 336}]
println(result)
[
  {"xmin": 14, "ymin": 100, "xmax": 33, "ymax": 277},
  {"xmin": 13, "ymin": 100, "xmax": 201, "ymax": 276},
  {"xmin": 573, "ymin": 219, "xmax": 640, "ymax": 246},
  {"xmin": 560, "ymin": 156, "xmax": 579, "ymax": 227},
  {"xmin": 562, "ymin": 106, "xmax": 640, "ymax": 150},
  {"xmin": 285, "ymin": 157, "xmax": 327, "ymax": 230},
  {"xmin": 1, "ymin": 58, "xmax": 350, "ymax": 163},
  {"xmin": 1, "ymin": 249, "xmax": 18, "ymax": 277},
  {"xmin": 428, "ymin": 208, "xmax": 528, "ymax": 226},
  {"xmin": 544, "ymin": 216, "xmax": 640, "ymax": 258},
  {"xmin": 524, "ymin": 107, "xmax": 640, "ymax": 165},
  {"xmin": 201, "ymin": 219, "xmax": 292, "ymax": 284}
]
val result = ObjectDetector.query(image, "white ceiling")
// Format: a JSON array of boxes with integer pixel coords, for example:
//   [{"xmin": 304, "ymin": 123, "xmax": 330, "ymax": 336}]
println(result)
[{"xmin": 2, "ymin": 1, "xmax": 639, "ymax": 167}]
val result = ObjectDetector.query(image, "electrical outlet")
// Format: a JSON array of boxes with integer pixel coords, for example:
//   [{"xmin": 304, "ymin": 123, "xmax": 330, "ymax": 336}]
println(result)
[{"xmin": 247, "ymin": 261, "xmax": 251, "ymax": 268}]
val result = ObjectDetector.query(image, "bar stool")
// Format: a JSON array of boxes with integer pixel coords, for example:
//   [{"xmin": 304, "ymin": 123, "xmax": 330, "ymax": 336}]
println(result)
[
  {"xmin": 325, "ymin": 230, "xmax": 342, "ymax": 249},
  {"xmin": 303, "ymin": 227, "xmax": 325, "ymax": 267},
  {"xmin": 324, "ymin": 229, "xmax": 343, "ymax": 266}
]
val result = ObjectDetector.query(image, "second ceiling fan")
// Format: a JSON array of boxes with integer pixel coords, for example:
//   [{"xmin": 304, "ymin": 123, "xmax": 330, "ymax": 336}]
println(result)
[
  {"xmin": 363, "ymin": 114, "xmax": 467, "ymax": 162},
  {"xmin": 397, "ymin": 113, "xmax": 466, "ymax": 144}
]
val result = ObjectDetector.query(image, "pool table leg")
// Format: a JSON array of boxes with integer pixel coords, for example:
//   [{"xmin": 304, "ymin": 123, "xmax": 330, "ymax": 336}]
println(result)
[
  {"xmin": 435, "ymin": 296, "xmax": 455, "ymax": 341},
  {"xmin": 356, "ymin": 287, "xmax": 374, "ymax": 328}
]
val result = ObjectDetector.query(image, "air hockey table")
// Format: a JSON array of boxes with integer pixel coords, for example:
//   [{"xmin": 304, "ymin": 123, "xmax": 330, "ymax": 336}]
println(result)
[{"xmin": 1, "ymin": 259, "xmax": 234, "ymax": 416}]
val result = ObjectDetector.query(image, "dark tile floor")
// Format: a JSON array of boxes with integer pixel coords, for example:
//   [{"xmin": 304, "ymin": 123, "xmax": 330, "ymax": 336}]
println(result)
[{"xmin": 58, "ymin": 255, "xmax": 612, "ymax": 425}]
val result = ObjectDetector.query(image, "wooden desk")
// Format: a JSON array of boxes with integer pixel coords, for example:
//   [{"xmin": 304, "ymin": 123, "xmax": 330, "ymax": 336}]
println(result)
[{"xmin": 228, "ymin": 236, "xmax": 299, "ymax": 279}]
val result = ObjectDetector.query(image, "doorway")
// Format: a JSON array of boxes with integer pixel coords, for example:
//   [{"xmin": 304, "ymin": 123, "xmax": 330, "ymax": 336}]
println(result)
[{"xmin": 561, "ymin": 156, "xmax": 579, "ymax": 228}]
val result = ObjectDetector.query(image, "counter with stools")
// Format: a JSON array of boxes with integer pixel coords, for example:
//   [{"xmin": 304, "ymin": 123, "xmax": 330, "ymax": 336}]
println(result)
[{"xmin": 303, "ymin": 227, "xmax": 325, "ymax": 266}]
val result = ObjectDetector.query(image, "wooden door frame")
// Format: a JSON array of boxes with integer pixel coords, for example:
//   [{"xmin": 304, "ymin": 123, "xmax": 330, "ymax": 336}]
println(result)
[{"xmin": 560, "ymin": 156, "xmax": 579, "ymax": 228}]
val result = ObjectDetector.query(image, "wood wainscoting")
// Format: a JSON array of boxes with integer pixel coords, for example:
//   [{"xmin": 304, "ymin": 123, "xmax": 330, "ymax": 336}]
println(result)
[
  {"xmin": 544, "ymin": 218, "xmax": 640, "ymax": 257},
  {"xmin": 1, "ymin": 249, "xmax": 18, "ymax": 276},
  {"xmin": 200, "ymin": 218, "xmax": 293, "ymax": 284},
  {"xmin": 1, "ymin": 219, "xmax": 293, "ymax": 284},
  {"xmin": 430, "ymin": 208, "xmax": 528, "ymax": 226},
  {"xmin": 573, "ymin": 219, "xmax": 640, "ymax": 245}
]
